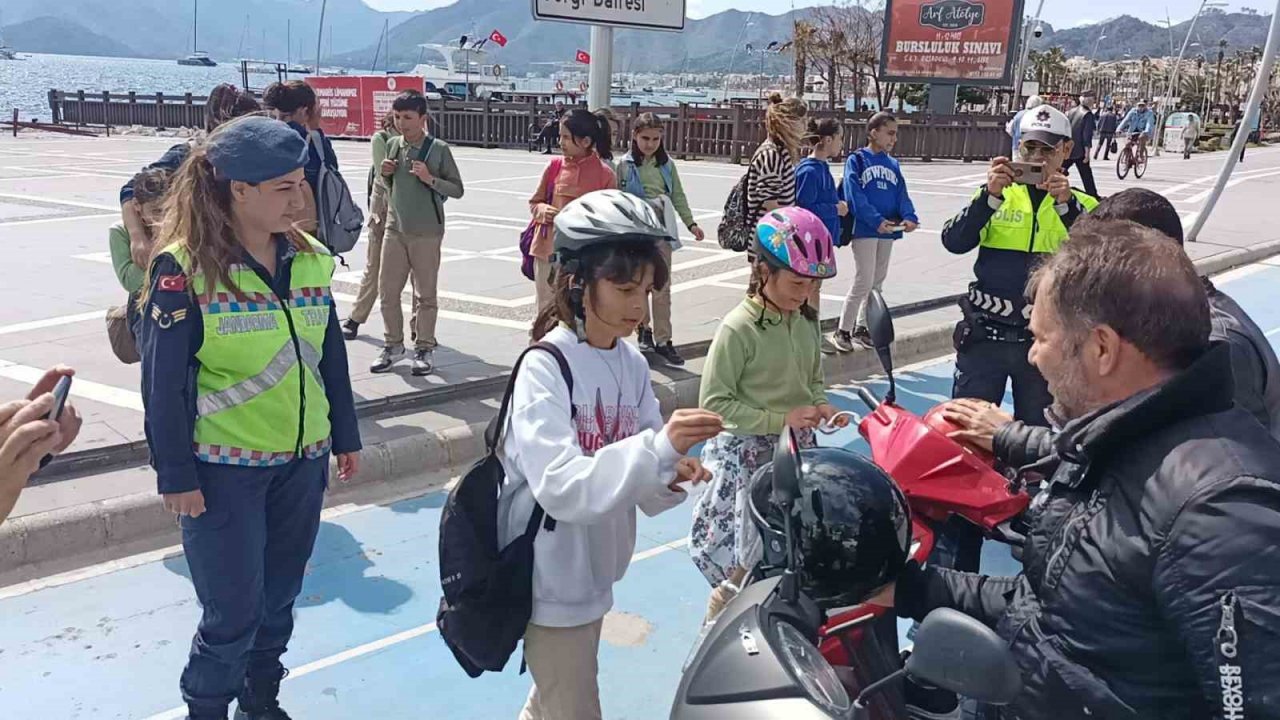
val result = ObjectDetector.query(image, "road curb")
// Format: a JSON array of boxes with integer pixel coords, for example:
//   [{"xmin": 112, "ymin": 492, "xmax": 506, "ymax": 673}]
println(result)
[
  {"xmin": 1195, "ymin": 237, "xmax": 1280, "ymax": 277},
  {"xmin": 0, "ymin": 319, "xmax": 959, "ymax": 577}
]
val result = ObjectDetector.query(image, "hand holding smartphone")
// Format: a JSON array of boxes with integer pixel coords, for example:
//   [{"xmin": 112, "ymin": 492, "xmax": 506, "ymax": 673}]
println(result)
[
  {"xmin": 48, "ymin": 375, "xmax": 72, "ymax": 422},
  {"xmin": 1008, "ymin": 161, "xmax": 1046, "ymax": 186}
]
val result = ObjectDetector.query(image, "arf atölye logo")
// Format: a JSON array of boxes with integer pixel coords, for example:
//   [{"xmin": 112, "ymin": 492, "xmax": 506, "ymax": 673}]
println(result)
[{"xmin": 918, "ymin": 0, "xmax": 986, "ymax": 30}]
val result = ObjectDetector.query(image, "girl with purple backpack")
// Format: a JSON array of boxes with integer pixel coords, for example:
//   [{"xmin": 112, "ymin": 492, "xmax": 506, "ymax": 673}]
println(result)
[{"xmin": 526, "ymin": 109, "xmax": 616, "ymax": 318}]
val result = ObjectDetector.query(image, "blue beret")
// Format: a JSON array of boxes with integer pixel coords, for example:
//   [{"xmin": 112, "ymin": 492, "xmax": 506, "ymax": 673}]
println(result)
[{"xmin": 206, "ymin": 116, "xmax": 309, "ymax": 184}]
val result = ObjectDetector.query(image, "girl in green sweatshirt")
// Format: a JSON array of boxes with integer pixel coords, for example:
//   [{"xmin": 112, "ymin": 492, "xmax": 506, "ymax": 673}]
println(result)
[
  {"xmin": 689, "ymin": 206, "xmax": 847, "ymax": 622},
  {"xmin": 616, "ymin": 113, "xmax": 705, "ymax": 367}
]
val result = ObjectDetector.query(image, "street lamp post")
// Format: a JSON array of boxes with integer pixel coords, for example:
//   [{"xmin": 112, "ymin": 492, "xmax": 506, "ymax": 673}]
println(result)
[
  {"xmin": 1188, "ymin": 0, "xmax": 1280, "ymax": 242},
  {"xmin": 723, "ymin": 14, "xmax": 754, "ymax": 103},
  {"xmin": 1157, "ymin": 0, "xmax": 1228, "ymax": 153},
  {"xmin": 1091, "ymin": 30, "xmax": 1108, "ymax": 62},
  {"xmin": 1013, "ymin": 0, "xmax": 1047, "ymax": 98}
]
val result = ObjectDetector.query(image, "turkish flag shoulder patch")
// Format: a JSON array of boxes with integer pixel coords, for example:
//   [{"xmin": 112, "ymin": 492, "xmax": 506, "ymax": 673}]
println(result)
[{"xmin": 157, "ymin": 274, "xmax": 187, "ymax": 292}]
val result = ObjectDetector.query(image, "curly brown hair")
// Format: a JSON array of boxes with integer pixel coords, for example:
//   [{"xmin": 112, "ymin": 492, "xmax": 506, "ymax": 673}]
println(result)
[{"xmin": 765, "ymin": 93, "xmax": 808, "ymax": 161}]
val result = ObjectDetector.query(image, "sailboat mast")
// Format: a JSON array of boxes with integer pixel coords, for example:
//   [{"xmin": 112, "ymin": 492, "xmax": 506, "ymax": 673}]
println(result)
[
  {"xmin": 314, "ymin": 0, "xmax": 327, "ymax": 76},
  {"xmin": 287, "ymin": 20, "xmax": 292, "ymax": 68},
  {"xmin": 192, "ymin": 0, "xmax": 198, "ymax": 54}
]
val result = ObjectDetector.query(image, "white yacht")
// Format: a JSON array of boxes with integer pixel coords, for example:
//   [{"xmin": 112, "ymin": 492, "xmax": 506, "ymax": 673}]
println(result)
[{"xmin": 410, "ymin": 44, "xmax": 509, "ymax": 99}]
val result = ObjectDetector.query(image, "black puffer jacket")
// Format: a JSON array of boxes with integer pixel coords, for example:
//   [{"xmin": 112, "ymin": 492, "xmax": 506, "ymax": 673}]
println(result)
[
  {"xmin": 898, "ymin": 343, "xmax": 1280, "ymax": 719},
  {"xmin": 993, "ymin": 283, "xmax": 1280, "ymax": 469}
]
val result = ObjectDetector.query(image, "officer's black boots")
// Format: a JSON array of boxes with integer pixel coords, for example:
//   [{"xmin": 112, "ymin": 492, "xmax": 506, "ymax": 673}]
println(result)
[{"xmin": 234, "ymin": 668, "xmax": 292, "ymax": 720}]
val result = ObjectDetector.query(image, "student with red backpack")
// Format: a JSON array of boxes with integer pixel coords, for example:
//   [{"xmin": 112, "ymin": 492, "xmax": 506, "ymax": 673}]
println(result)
[{"xmin": 526, "ymin": 110, "xmax": 617, "ymax": 318}]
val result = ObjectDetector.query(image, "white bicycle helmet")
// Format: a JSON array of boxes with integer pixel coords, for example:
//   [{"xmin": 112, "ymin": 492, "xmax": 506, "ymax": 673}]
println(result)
[{"xmin": 553, "ymin": 189, "xmax": 674, "ymax": 260}]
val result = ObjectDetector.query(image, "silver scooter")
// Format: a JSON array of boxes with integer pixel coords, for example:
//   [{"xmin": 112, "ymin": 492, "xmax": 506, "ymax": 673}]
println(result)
[{"xmin": 669, "ymin": 427, "xmax": 1023, "ymax": 719}]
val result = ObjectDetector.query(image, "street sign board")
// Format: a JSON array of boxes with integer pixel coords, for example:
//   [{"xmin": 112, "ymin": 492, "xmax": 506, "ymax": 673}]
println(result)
[{"xmin": 532, "ymin": 0, "xmax": 686, "ymax": 32}]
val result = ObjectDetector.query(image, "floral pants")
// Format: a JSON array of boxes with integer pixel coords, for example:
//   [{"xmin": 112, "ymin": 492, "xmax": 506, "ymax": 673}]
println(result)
[{"xmin": 689, "ymin": 430, "xmax": 816, "ymax": 587}]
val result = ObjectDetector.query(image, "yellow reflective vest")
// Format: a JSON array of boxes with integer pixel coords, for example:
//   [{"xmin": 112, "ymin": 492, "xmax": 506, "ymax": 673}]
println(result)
[
  {"xmin": 164, "ymin": 235, "xmax": 335, "ymax": 466},
  {"xmin": 976, "ymin": 184, "xmax": 1099, "ymax": 255}
]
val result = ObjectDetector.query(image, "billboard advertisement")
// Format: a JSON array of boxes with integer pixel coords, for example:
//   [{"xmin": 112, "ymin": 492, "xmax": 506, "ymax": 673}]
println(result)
[
  {"xmin": 879, "ymin": 0, "xmax": 1023, "ymax": 85},
  {"xmin": 308, "ymin": 75, "xmax": 427, "ymax": 138}
]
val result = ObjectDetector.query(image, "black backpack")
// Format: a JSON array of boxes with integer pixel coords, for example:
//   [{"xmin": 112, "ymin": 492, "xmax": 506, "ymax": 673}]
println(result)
[
  {"xmin": 437, "ymin": 342, "xmax": 575, "ymax": 678},
  {"xmin": 717, "ymin": 172, "xmax": 755, "ymax": 252}
]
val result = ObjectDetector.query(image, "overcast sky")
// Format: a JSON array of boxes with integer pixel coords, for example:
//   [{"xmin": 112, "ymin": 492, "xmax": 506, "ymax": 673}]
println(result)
[{"xmin": 363, "ymin": 0, "xmax": 1257, "ymax": 31}]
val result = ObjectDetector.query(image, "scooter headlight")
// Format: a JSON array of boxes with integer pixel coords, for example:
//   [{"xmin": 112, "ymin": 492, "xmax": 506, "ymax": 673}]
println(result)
[{"xmin": 774, "ymin": 620, "xmax": 852, "ymax": 716}]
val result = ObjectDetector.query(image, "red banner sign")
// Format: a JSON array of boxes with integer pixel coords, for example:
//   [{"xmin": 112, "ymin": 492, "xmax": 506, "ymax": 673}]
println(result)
[
  {"xmin": 879, "ymin": 0, "xmax": 1022, "ymax": 85},
  {"xmin": 308, "ymin": 75, "xmax": 427, "ymax": 138}
]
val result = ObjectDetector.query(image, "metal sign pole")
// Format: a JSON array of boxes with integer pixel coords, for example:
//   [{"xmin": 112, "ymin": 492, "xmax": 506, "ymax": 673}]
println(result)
[
  {"xmin": 589, "ymin": 26, "xmax": 613, "ymax": 110},
  {"xmin": 1187, "ymin": 0, "xmax": 1280, "ymax": 242}
]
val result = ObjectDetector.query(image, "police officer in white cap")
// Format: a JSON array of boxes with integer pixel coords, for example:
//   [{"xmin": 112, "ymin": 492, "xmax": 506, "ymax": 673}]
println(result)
[{"xmin": 930, "ymin": 104, "xmax": 1099, "ymax": 572}]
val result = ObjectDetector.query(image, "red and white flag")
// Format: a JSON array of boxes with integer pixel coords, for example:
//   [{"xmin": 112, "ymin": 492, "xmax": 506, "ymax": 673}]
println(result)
[
  {"xmin": 489, "ymin": 29, "xmax": 508, "ymax": 47},
  {"xmin": 575, "ymin": 49, "xmax": 591, "ymax": 65}
]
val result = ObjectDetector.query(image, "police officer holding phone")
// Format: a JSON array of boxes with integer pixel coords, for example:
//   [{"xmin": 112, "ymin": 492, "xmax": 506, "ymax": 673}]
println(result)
[
  {"xmin": 930, "ymin": 104, "xmax": 1097, "ymax": 577},
  {"xmin": 942, "ymin": 105, "xmax": 1098, "ymax": 429}
]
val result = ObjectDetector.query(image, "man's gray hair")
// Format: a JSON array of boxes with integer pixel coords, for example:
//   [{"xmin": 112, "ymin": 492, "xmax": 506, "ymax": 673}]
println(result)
[{"xmin": 1028, "ymin": 220, "xmax": 1210, "ymax": 371}]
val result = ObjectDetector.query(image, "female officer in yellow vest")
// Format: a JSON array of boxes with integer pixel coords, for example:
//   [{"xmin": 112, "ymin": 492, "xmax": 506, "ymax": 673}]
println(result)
[{"xmin": 138, "ymin": 115, "xmax": 361, "ymax": 720}]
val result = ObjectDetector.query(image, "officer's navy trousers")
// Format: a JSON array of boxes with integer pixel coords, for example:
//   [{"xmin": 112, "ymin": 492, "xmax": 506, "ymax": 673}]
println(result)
[
  {"xmin": 179, "ymin": 454, "xmax": 328, "ymax": 714},
  {"xmin": 953, "ymin": 339, "xmax": 1053, "ymax": 427}
]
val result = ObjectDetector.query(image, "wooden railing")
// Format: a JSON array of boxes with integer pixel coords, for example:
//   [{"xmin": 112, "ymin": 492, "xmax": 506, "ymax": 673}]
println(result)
[{"xmin": 48, "ymin": 90, "xmax": 1011, "ymax": 162}]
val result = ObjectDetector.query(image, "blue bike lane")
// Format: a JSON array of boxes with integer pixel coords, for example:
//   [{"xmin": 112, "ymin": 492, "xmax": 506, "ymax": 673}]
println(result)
[{"xmin": 1, "ymin": 262, "xmax": 1277, "ymax": 720}]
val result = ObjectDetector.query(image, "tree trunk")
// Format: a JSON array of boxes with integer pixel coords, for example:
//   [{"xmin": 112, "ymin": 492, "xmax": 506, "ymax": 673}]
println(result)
[{"xmin": 828, "ymin": 61, "xmax": 838, "ymax": 108}]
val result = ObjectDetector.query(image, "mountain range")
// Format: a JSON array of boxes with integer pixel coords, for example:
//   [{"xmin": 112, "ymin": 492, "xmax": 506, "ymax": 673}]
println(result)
[
  {"xmin": 331, "ymin": 0, "xmax": 801, "ymax": 75},
  {"xmin": 1, "ymin": 0, "xmax": 411, "ymax": 64},
  {"xmin": 1029, "ymin": 11, "xmax": 1271, "ymax": 62},
  {"xmin": 1, "ymin": 0, "xmax": 1275, "ymax": 75}
]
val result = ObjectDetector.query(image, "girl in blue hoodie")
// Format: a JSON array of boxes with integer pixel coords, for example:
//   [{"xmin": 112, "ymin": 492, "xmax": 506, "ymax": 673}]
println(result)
[
  {"xmin": 795, "ymin": 118, "xmax": 849, "ymax": 257},
  {"xmin": 833, "ymin": 112, "xmax": 919, "ymax": 352},
  {"xmin": 794, "ymin": 117, "xmax": 848, "ymax": 311}
]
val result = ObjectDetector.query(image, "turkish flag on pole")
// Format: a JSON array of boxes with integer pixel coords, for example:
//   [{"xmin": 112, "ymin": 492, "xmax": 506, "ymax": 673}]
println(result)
[
  {"xmin": 489, "ymin": 29, "xmax": 508, "ymax": 47},
  {"xmin": 575, "ymin": 49, "xmax": 591, "ymax": 65}
]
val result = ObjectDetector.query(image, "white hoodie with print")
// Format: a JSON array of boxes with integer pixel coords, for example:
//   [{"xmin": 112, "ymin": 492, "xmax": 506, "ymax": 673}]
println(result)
[{"xmin": 497, "ymin": 326, "xmax": 686, "ymax": 628}]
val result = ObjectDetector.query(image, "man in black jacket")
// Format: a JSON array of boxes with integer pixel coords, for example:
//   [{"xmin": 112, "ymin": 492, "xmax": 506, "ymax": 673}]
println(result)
[
  {"xmin": 945, "ymin": 188, "xmax": 1280, "ymax": 461},
  {"xmin": 1094, "ymin": 105, "xmax": 1119, "ymax": 160},
  {"xmin": 880, "ymin": 222, "xmax": 1280, "ymax": 719},
  {"xmin": 1062, "ymin": 95, "xmax": 1098, "ymax": 197}
]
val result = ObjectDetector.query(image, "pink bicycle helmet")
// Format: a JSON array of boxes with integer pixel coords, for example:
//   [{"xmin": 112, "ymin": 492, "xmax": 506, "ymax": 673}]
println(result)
[{"xmin": 755, "ymin": 207, "xmax": 837, "ymax": 279}]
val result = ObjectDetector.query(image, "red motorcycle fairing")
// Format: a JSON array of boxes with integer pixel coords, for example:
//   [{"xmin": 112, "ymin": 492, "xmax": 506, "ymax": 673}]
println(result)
[{"xmin": 859, "ymin": 401, "xmax": 1029, "ymax": 532}]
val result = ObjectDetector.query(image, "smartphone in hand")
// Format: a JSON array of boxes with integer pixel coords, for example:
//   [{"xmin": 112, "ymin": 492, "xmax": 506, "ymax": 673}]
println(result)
[
  {"xmin": 48, "ymin": 375, "xmax": 72, "ymax": 422},
  {"xmin": 1008, "ymin": 161, "xmax": 1046, "ymax": 185}
]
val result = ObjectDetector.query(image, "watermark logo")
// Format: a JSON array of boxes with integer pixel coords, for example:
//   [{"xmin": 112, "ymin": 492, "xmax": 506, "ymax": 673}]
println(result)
[{"xmin": 919, "ymin": 0, "xmax": 986, "ymax": 31}]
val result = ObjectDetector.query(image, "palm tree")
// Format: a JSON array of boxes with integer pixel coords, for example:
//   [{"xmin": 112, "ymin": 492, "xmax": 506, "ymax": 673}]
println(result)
[{"xmin": 792, "ymin": 20, "xmax": 816, "ymax": 99}]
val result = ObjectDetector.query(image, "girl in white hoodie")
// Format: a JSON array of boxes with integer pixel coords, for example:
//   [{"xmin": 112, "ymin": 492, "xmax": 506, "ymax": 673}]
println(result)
[{"xmin": 498, "ymin": 190, "xmax": 724, "ymax": 720}]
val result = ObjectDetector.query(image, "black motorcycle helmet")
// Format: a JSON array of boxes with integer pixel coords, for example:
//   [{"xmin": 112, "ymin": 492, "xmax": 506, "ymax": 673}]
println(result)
[{"xmin": 748, "ymin": 445, "xmax": 911, "ymax": 610}]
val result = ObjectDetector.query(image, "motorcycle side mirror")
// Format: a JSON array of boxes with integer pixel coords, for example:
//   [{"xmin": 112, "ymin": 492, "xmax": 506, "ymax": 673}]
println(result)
[
  {"xmin": 771, "ymin": 427, "xmax": 804, "ymax": 602},
  {"xmin": 905, "ymin": 608, "xmax": 1023, "ymax": 704},
  {"xmin": 770, "ymin": 427, "xmax": 802, "ymax": 508},
  {"xmin": 864, "ymin": 290, "xmax": 897, "ymax": 404}
]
